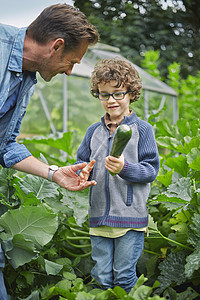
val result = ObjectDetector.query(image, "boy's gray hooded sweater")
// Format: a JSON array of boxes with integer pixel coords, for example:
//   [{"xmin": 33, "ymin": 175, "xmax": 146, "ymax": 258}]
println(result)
[{"xmin": 76, "ymin": 112, "xmax": 160, "ymax": 228}]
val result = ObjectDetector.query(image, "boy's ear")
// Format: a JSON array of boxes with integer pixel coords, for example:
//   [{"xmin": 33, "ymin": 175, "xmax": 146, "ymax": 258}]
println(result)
[
  {"xmin": 129, "ymin": 91, "xmax": 138, "ymax": 102},
  {"xmin": 130, "ymin": 92, "xmax": 136, "ymax": 99}
]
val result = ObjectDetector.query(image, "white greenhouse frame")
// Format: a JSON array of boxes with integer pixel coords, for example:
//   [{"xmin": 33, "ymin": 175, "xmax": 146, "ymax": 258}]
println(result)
[{"xmin": 37, "ymin": 43, "xmax": 178, "ymax": 133}]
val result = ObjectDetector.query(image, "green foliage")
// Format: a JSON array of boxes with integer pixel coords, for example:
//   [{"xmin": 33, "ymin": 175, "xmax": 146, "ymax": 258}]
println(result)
[
  {"xmin": 0, "ymin": 157, "xmax": 92, "ymax": 299},
  {"xmin": 0, "ymin": 162, "xmax": 165, "ymax": 299},
  {"xmin": 21, "ymin": 132, "xmax": 75, "ymax": 155},
  {"xmin": 1, "ymin": 50, "xmax": 200, "ymax": 298},
  {"xmin": 1, "ymin": 114, "xmax": 200, "ymax": 298},
  {"xmin": 144, "ymin": 116, "xmax": 200, "ymax": 296},
  {"xmin": 141, "ymin": 50, "xmax": 162, "ymax": 80},
  {"xmin": 138, "ymin": 54, "xmax": 200, "ymax": 295},
  {"xmin": 167, "ymin": 63, "xmax": 200, "ymax": 120},
  {"xmin": 74, "ymin": 0, "xmax": 200, "ymax": 79}
]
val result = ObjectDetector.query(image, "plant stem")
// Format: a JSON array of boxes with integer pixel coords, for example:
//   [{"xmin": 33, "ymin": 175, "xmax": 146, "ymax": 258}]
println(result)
[
  {"xmin": 66, "ymin": 240, "xmax": 91, "ymax": 248},
  {"xmin": 143, "ymin": 249, "xmax": 160, "ymax": 256},
  {"xmin": 66, "ymin": 236, "xmax": 90, "ymax": 240},
  {"xmin": 63, "ymin": 248, "xmax": 91, "ymax": 258},
  {"xmin": 155, "ymin": 228, "xmax": 194, "ymax": 251},
  {"xmin": 69, "ymin": 226, "xmax": 90, "ymax": 236}
]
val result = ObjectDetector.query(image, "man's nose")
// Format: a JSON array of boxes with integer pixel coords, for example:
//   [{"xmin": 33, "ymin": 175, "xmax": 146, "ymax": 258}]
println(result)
[{"xmin": 65, "ymin": 66, "xmax": 73, "ymax": 76}]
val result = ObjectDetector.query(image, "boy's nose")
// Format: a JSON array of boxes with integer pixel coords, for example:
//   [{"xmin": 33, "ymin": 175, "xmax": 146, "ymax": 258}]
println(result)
[{"xmin": 107, "ymin": 95, "xmax": 116, "ymax": 102}]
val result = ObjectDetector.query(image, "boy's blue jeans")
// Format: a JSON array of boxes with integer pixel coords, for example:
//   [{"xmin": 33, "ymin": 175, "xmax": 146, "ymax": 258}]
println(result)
[
  {"xmin": 0, "ymin": 244, "xmax": 9, "ymax": 300},
  {"xmin": 90, "ymin": 230, "xmax": 144, "ymax": 293}
]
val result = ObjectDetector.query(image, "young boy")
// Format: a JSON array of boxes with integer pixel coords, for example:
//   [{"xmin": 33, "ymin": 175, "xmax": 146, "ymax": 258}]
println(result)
[{"xmin": 76, "ymin": 58, "xmax": 160, "ymax": 292}]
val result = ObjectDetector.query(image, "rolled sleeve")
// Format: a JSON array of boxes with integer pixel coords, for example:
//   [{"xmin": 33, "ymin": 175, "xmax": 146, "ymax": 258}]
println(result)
[{"xmin": 0, "ymin": 142, "xmax": 31, "ymax": 168}]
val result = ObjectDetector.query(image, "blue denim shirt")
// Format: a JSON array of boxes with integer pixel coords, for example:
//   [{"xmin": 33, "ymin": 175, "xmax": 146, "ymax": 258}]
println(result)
[{"xmin": 0, "ymin": 24, "xmax": 37, "ymax": 167}]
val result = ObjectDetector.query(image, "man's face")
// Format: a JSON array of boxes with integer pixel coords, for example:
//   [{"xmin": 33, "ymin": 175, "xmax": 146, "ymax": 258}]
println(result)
[{"xmin": 38, "ymin": 40, "xmax": 89, "ymax": 82}]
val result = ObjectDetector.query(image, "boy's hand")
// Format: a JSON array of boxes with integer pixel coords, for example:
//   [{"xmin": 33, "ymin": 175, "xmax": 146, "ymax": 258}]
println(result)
[
  {"xmin": 105, "ymin": 155, "xmax": 124, "ymax": 175},
  {"xmin": 79, "ymin": 160, "xmax": 96, "ymax": 183}
]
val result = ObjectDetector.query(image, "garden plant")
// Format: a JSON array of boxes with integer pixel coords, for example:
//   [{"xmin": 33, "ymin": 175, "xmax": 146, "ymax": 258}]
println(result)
[{"xmin": 0, "ymin": 52, "xmax": 199, "ymax": 299}]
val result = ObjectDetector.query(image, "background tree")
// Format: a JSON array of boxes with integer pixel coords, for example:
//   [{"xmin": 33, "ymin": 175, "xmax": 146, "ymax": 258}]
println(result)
[{"xmin": 74, "ymin": 0, "xmax": 200, "ymax": 79}]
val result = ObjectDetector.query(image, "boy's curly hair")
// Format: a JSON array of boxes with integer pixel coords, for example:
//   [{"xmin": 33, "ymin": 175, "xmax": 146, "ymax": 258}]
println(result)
[{"xmin": 90, "ymin": 58, "xmax": 142, "ymax": 103}]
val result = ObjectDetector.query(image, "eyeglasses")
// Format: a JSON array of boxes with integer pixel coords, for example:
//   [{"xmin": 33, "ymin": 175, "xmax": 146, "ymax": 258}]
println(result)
[{"xmin": 96, "ymin": 91, "xmax": 133, "ymax": 101}]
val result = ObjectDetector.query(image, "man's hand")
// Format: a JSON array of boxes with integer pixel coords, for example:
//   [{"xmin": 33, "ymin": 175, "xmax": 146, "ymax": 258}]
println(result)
[
  {"xmin": 105, "ymin": 155, "xmax": 124, "ymax": 175},
  {"xmin": 53, "ymin": 162, "xmax": 96, "ymax": 191},
  {"xmin": 12, "ymin": 156, "xmax": 96, "ymax": 191}
]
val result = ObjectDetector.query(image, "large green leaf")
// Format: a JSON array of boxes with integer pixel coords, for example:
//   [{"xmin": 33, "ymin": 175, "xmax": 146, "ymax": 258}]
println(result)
[
  {"xmin": 177, "ymin": 119, "xmax": 199, "ymax": 138},
  {"xmin": 44, "ymin": 259, "xmax": 63, "ymax": 275},
  {"xmin": 156, "ymin": 169, "xmax": 173, "ymax": 187},
  {"xmin": 165, "ymin": 155, "xmax": 189, "ymax": 177},
  {"xmin": 187, "ymin": 148, "xmax": 200, "ymax": 171},
  {"xmin": 189, "ymin": 213, "xmax": 200, "ymax": 239},
  {"xmin": 185, "ymin": 213, "xmax": 200, "ymax": 278},
  {"xmin": 14, "ymin": 182, "xmax": 41, "ymax": 206},
  {"xmin": 19, "ymin": 174, "xmax": 59, "ymax": 201},
  {"xmin": 156, "ymin": 195, "xmax": 188, "ymax": 204},
  {"xmin": 22, "ymin": 132, "xmax": 74, "ymax": 155},
  {"xmin": 61, "ymin": 189, "xmax": 89, "ymax": 226},
  {"xmin": 175, "ymin": 287, "xmax": 200, "ymax": 300},
  {"xmin": 156, "ymin": 136, "xmax": 181, "ymax": 151},
  {"xmin": 157, "ymin": 134, "xmax": 199, "ymax": 155},
  {"xmin": 182, "ymin": 136, "xmax": 200, "ymax": 155},
  {"xmin": 171, "ymin": 222, "xmax": 188, "ymax": 245},
  {"xmin": 155, "ymin": 120, "xmax": 178, "ymax": 138},
  {"xmin": 156, "ymin": 177, "xmax": 192, "ymax": 211},
  {"xmin": 0, "ymin": 168, "xmax": 17, "ymax": 201},
  {"xmin": 156, "ymin": 251, "xmax": 187, "ymax": 293},
  {"xmin": 0, "ymin": 206, "xmax": 58, "ymax": 247},
  {"xmin": 2, "ymin": 234, "xmax": 38, "ymax": 268},
  {"xmin": 177, "ymin": 118, "xmax": 191, "ymax": 137},
  {"xmin": 185, "ymin": 241, "xmax": 200, "ymax": 278},
  {"xmin": 158, "ymin": 177, "xmax": 192, "ymax": 202}
]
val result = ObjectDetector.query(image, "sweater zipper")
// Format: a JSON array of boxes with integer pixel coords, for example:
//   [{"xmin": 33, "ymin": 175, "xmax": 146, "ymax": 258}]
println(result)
[{"xmin": 100, "ymin": 133, "xmax": 113, "ymax": 225}]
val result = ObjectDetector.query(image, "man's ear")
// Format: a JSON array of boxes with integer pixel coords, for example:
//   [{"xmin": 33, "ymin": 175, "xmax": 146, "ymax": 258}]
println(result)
[{"xmin": 51, "ymin": 38, "xmax": 65, "ymax": 54}]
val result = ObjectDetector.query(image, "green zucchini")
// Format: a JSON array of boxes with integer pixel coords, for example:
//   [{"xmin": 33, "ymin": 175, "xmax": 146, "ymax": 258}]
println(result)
[{"xmin": 109, "ymin": 124, "xmax": 132, "ymax": 176}]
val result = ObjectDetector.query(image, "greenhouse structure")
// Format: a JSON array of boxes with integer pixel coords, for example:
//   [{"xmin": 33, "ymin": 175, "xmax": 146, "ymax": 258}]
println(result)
[{"xmin": 34, "ymin": 43, "xmax": 178, "ymax": 134}]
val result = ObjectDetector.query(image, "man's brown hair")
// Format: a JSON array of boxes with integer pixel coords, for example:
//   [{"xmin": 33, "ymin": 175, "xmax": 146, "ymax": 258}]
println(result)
[
  {"xmin": 27, "ymin": 3, "xmax": 99, "ymax": 52},
  {"xmin": 90, "ymin": 58, "xmax": 142, "ymax": 103}
]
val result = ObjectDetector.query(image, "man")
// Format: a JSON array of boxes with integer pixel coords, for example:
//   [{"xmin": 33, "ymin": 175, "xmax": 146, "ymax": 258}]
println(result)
[{"xmin": 0, "ymin": 3, "xmax": 99, "ymax": 299}]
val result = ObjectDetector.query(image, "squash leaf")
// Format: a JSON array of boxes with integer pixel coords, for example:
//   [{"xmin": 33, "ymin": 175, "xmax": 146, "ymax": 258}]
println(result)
[
  {"xmin": 44, "ymin": 259, "xmax": 63, "ymax": 275},
  {"xmin": 185, "ymin": 242, "xmax": 200, "ymax": 278},
  {"xmin": 22, "ymin": 132, "xmax": 74, "ymax": 155},
  {"xmin": 19, "ymin": 174, "xmax": 59, "ymax": 201},
  {"xmin": 156, "ymin": 251, "xmax": 187, "ymax": 292},
  {"xmin": 156, "ymin": 178, "xmax": 192, "ymax": 211},
  {"xmin": 165, "ymin": 155, "xmax": 189, "ymax": 177},
  {"xmin": 2, "ymin": 234, "xmax": 38, "ymax": 268},
  {"xmin": 0, "ymin": 206, "xmax": 58, "ymax": 248},
  {"xmin": 187, "ymin": 148, "xmax": 200, "ymax": 171},
  {"xmin": 156, "ymin": 169, "xmax": 173, "ymax": 187},
  {"xmin": 61, "ymin": 189, "xmax": 89, "ymax": 226}
]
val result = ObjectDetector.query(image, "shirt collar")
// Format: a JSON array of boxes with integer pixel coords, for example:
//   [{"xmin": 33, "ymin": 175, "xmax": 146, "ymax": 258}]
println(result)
[
  {"xmin": 104, "ymin": 110, "xmax": 134, "ymax": 134},
  {"xmin": 8, "ymin": 27, "xmax": 28, "ymax": 73}
]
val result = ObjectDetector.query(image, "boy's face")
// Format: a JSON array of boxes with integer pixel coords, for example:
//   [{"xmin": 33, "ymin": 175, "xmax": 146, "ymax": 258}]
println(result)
[{"xmin": 98, "ymin": 80, "xmax": 131, "ymax": 122}]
